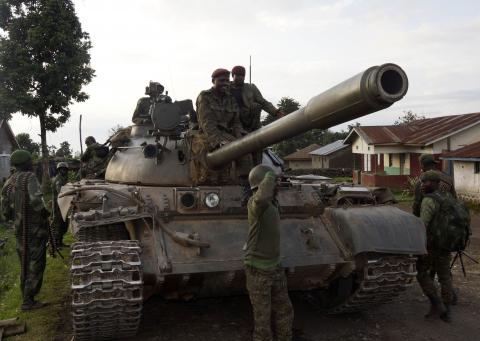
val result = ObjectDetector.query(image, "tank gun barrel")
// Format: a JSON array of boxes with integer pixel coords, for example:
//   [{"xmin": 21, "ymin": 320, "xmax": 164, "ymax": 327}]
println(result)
[{"xmin": 206, "ymin": 63, "xmax": 408, "ymax": 169}]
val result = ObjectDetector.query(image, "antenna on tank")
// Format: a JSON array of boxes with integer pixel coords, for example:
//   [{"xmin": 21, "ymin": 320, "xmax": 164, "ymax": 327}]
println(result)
[{"xmin": 249, "ymin": 55, "xmax": 252, "ymax": 84}]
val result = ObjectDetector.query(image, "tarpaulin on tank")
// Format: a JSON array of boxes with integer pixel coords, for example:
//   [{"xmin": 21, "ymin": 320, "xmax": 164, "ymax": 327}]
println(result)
[{"xmin": 328, "ymin": 206, "xmax": 426, "ymax": 255}]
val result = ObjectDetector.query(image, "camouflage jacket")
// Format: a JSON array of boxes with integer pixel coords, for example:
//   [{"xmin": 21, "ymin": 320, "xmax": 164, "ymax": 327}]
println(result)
[
  {"xmin": 230, "ymin": 82, "xmax": 278, "ymax": 132},
  {"xmin": 52, "ymin": 173, "xmax": 68, "ymax": 199},
  {"xmin": 245, "ymin": 171, "xmax": 280, "ymax": 269},
  {"xmin": 81, "ymin": 143, "xmax": 109, "ymax": 179},
  {"xmin": 412, "ymin": 170, "xmax": 456, "ymax": 217},
  {"xmin": 196, "ymin": 88, "xmax": 242, "ymax": 150},
  {"xmin": 1, "ymin": 171, "xmax": 47, "ymax": 230}
]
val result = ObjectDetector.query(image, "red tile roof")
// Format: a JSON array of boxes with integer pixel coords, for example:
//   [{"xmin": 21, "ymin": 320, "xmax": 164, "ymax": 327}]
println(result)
[
  {"xmin": 346, "ymin": 112, "xmax": 480, "ymax": 146},
  {"xmin": 283, "ymin": 144, "xmax": 320, "ymax": 161},
  {"xmin": 441, "ymin": 141, "xmax": 480, "ymax": 159}
]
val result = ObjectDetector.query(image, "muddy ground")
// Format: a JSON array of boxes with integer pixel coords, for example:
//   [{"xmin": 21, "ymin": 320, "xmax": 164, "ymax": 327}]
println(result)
[{"xmin": 58, "ymin": 204, "xmax": 480, "ymax": 341}]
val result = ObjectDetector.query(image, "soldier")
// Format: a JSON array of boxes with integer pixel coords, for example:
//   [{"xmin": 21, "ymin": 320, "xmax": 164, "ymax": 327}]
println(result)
[
  {"xmin": 416, "ymin": 170, "xmax": 453, "ymax": 322},
  {"xmin": 196, "ymin": 68, "xmax": 243, "ymax": 149},
  {"xmin": 412, "ymin": 154, "xmax": 456, "ymax": 216},
  {"xmin": 230, "ymin": 66, "xmax": 284, "ymax": 165},
  {"xmin": 51, "ymin": 162, "xmax": 69, "ymax": 247},
  {"xmin": 81, "ymin": 136, "xmax": 109, "ymax": 179},
  {"xmin": 245, "ymin": 165, "xmax": 293, "ymax": 341},
  {"xmin": 1, "ymin": 150, "xmax": 49, "ymax": 310}
]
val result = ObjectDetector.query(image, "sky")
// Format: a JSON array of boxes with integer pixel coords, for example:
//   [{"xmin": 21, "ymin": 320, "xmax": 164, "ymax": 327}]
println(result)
[{"xmin": 8, "ymin": 0, "xmax": 480, "ymax": 153}]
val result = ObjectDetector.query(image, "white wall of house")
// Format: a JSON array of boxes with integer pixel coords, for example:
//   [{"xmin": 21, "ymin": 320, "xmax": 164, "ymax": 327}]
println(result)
[
  {"xmin": 453, "ymin": 161, "xmax": 480, "ymax": 201},
  {"xmin": 312, "ymin": 155, "xmax": 329, "ymax": 168},
  {"xmin": 352, "ymin": 136, "xmax": 375, "ymax": 154}
]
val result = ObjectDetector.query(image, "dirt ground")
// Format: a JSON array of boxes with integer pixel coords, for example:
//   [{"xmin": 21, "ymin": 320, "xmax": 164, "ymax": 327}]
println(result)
[{"xmin": 55, "ymin": 204, "xmax": 480, "ymax": 341}]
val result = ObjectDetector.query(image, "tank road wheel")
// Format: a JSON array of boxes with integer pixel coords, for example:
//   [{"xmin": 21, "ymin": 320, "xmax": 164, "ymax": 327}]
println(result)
[
  {"xmin": 305, "ymin": 255, "xmax": 417, "ymax": 313},
  {"xmin": 70, "ymin": 240, "xmax": 143, "ymax": 341}
]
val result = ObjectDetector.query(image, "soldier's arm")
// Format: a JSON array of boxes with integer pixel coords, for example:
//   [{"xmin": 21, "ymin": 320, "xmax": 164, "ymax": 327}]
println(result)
[
  {"xmin": 251, "ymin": 171, "xmax": 276, "ymax": 216},
  {"xmin": 252, "ymin": 84, "xmax": 278, "ymax": 115},
  {"xmin": 412, "ymin": 180, "xmax": 422, "ymax": 217},
  {"xmin": 420, "ymin": 197, "xmax": 437, "ymax": 227},
  {"xmin": 27, "ymin": 174, "xmax": 46, "ymax": 212},
  {"xmin": 197, "ymin": 94, "xmax": 225, "ymax": 143},
  {"xmin": 1, "ymin": 179, "xmax": 13, "ymax": 219}
]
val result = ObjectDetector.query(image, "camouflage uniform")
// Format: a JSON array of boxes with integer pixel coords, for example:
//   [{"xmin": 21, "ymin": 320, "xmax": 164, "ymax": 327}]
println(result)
[
  {"xmin": 416, "ymin": 190, "xmax": 454, "ymax": 304},
  {"xmin": 1, "ymin": 170, "xmax": 48, "ymax": 305},
  {"xmin": 51, "ymin": 172, "xmax": 68, "ymax": 245},
  {"xmin": 230, "ymin": 82, "xmax": 279, "ymax": 165},
  {"xmin": 196, "ymin": 88, "xmax": 252, "ymax": 176},
  {"xmin": 196, "ymin": 88, "xmax": 243, "ymax": 150},
  {"xmin": 245, "ymin": 171, "xmax": 293, "ymax": 341},
  {"xmin": 81, "ymin": 143, "xmax": 109, "ymax": 179},
  {"xmin": 412, "ymin": 170, "xmax": 456, "ymax": 217}
]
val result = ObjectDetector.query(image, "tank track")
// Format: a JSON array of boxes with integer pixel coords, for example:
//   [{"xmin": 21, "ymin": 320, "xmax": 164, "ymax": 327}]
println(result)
[
  {"xmin": 329, "ymin": 255, "xmax": 417, "ymax": 314},
  {"xmin": 70, "ymin": 240, "xmax": 143, "ymax": 341},
  {"xmin": 77, "ymin": 223, "xmax": 129, "ymax": 242}
]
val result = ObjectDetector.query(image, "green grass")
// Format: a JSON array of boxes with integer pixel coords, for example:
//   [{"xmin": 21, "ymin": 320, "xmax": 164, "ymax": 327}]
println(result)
[
  {"xmin": 0, "ymin": 225, "xmax": 73, "ymax": 340},
  {"xmin": 392, "ymin": 189, "xmax": 414, "ymax": 203}
]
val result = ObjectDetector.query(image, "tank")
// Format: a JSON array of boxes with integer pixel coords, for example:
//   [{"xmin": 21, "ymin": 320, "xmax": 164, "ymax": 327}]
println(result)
[{"xmin": 58, "ymin": 63, "xmax": 426, "ymax": 341}]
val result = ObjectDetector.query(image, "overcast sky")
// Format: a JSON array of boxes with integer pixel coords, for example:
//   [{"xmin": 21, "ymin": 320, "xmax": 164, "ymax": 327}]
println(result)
[{"xmin": 8, "ymin": 0, "xmax": 480, "ymax": 153}]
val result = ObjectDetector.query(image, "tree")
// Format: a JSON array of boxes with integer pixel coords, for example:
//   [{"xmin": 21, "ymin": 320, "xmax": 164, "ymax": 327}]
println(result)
[
  {"xmin": 108, "ymin": 124, "xmax": 124, "ymax": 137},
  {"xmin": 15, "ymin": 132, "xmax": 40, "ymax": 155},
  {"xmin": 261, "ymin": 96, "xmax": 300, "ymax": 125},
  {"xmin": 0, "ymin": 0, "xmax": 95, "ymax": 190},
  {"xmin": 55, "ymin": 141, "xmax": 72, "ymax": 159},
  {"xmin": 394, "ymin": 110, "xmax": 426, "ymax": 125}
]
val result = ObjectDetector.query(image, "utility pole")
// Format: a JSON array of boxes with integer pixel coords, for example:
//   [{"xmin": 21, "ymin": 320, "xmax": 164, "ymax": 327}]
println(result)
[{"xmin": 249, "ymin": 55, "xmax": 252, "ymax": 84}]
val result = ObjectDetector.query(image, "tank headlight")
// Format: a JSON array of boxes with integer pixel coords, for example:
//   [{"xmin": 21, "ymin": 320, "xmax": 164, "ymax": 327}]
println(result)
[{"xmin": 205, "ymin": 192, "xmax": 220, "ymax": 208}]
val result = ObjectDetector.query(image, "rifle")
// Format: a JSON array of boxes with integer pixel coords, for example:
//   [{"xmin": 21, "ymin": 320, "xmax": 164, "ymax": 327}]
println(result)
[
  {"xmin": 47, "ymin": 197, "xmax": 64, "ymax": 259},
  {"xmin": 450, "ymin": 250, "xmax": 478, "ymax": 277}
]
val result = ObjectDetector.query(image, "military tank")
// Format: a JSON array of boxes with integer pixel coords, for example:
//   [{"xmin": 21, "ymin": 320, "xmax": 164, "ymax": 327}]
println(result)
[{"xmin": 58, "ymin": 63, "xmax": 426, "ymax": 340}]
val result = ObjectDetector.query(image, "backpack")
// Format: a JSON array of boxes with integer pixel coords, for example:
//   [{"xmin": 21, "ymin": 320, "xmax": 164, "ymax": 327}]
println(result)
[{"xmin": 426, "ymin": 192, "xmax": 471, "ymax": 252}]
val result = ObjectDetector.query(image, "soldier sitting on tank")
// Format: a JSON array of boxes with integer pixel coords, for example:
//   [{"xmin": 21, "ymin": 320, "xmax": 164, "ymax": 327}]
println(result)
[
  {"xmin": 132, "ymin": 81, "xmax": 172, "ymax": 124},
  {"xmin": 195, "ymin": 69, "xmax": 252, "ymax": 182},
  {"xmin": 230, "ymin": 66, "xmax": 284, "ymax": 166},
  {"xmin": 80, "ymin": 136, "xmax": 110, "ymax": 179}
]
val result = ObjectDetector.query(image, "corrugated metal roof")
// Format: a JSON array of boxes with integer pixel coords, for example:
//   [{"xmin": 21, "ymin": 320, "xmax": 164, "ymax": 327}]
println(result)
[
  {"xmin": 345, "ymin": 112, "xmax": 480, "ymax": 146},
  {"xmin": 283, "ymin": 144, "xmax": 320, "ymax": 161},
  {"xmin": 441, "ymin": 140, "xmax": 480, "ymax": 159},
  {"xmin": 309, "ymin": 140, "xmax": 349, "ymax": 156}
]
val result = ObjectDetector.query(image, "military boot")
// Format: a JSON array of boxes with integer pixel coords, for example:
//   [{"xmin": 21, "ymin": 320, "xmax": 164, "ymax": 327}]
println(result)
[
  {"xmin": 425, "ymin": 294, "xmax": 447, "ymax": 320},
  {"xmin": 21, "ymin": 297, "xmax": 48, "ymax": 311}
]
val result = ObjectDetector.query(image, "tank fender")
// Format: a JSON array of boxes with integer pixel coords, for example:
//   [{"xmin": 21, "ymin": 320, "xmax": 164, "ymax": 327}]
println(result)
[{"xmin": 326, "ymin": 206, "xmax": 426, "ymax": 256}]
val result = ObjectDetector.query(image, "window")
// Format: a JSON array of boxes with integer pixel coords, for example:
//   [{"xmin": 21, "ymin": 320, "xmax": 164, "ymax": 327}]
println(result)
[
  {"xmin": 475, "ymin": 161, "xmax": 480, "ymax": 174},
  {"xmin": 388, "ymin": 153, "xmax": 393, "ymax": 167}
]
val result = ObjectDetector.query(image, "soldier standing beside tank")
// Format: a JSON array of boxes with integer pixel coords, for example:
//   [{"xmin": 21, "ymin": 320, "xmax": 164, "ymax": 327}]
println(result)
[
  {"xmin": 416, "ymin": 170, "xmax": 453, "ymax": 322},
  {"xmin": 52, "ymin": 162, "xmax": 69, "ymax": 247},
  {"xmin": 81, "ymin": 136, "xmax": 109, "ymax": 179},
  {"xmin": 245, "ymin": 165, "xmax": 293, "ymax": 341},
  {"xmin": 230, "ymin": 66, "xmax": 284, "ymax": 165},
  {"xmin": 413, "ymin": 154, "xmax": 456, "ymax": 216},
  {"xmin": 1, "ymin": 150, "xmax": 49, "ymax": 310}
]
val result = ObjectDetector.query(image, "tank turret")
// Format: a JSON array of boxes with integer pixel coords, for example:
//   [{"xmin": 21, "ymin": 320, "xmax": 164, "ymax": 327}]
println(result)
[{"xmin": 105, "ymin": 63, "xmax": 407, "ymax": 185}]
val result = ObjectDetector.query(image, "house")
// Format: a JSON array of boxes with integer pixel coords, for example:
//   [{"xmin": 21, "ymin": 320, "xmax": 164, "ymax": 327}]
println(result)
[
  {"xmin": 0, "ymin": 120, "xmax": 19, "ymax": 181},
  {"xmin": 309, "ymin": 140, "xmax": 352, "ymax": 169},
  {"xmin": 344, "ymin": 112, "xmax": 480, "ymax": 188},
  {"xmin": 441, "ymin": 141, "xmax": 480, "ymax": 203},
  {"xmin": 283, "ymin": 144, "xmax": 319, "ymax": 170}
]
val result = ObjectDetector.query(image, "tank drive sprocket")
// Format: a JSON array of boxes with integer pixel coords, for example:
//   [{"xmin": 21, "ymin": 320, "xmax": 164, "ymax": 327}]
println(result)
[{"xmin": 70, "ymin": 240, "xmax": 143, "ymax": 341}]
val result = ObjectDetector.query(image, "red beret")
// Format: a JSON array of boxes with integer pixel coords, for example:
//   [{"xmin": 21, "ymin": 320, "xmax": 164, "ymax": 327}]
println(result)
[
  {"xmin": 232, "ymin": 65, "xmax": 246, "ymax": 76},
  {"xmin": 211, "ymin": 68, "xmax": 230, "ymax": 79}
]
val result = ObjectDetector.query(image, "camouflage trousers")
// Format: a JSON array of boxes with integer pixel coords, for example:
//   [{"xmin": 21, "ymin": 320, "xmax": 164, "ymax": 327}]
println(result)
[
  {"xmin": 245, "ymin": 266, "xmax": 294, "ymax": 341},
  {"xmin": 416, "ymin": 249, "xmax": 454, "ymax": 303},
  {"xmin": 15, "ymin": 224, "xmax": 47, "ymax": 301}
]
